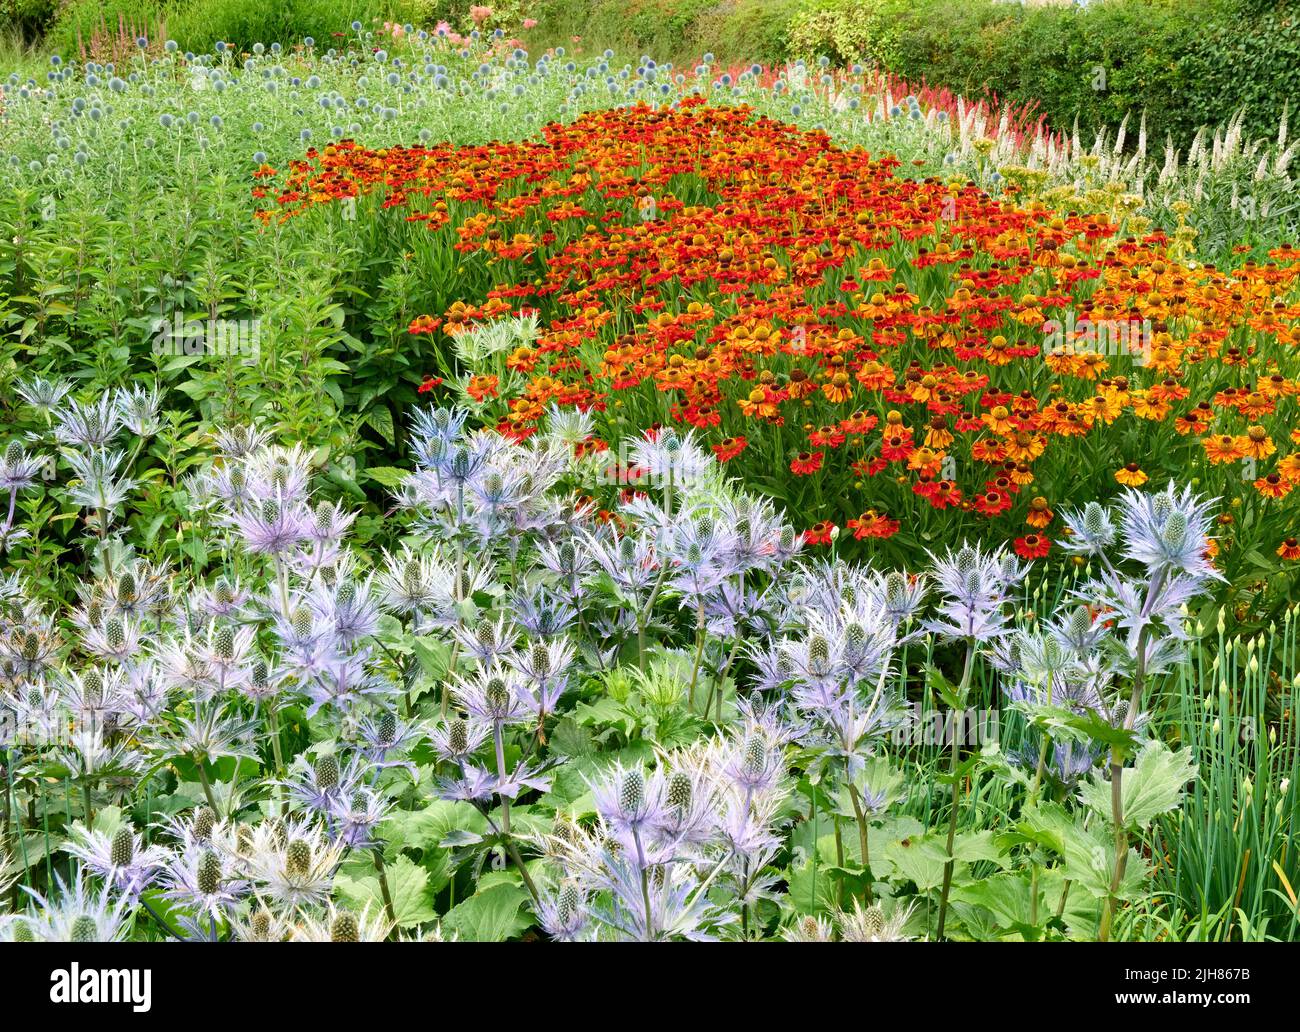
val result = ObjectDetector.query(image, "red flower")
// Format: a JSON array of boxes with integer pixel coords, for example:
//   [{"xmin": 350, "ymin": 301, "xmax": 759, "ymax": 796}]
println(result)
[
  {"xmin": 803, "ymin": 520, "xmax": 835, "ymax": 546},
  {"xmin": 914, "ymin": 479, "xmax": 963, "ymax": 510},
  {"xmin": 790, "ymin": 450, "xmax": 824, "ymax": 476},
  {"xmin": 712, "ymin": 436, "xmax": 748, "ymax": 462},
  {"xmin": 1013, "ymin": 533, "xmax": 1051, "ymax": 559},
  {"xmin": 417, "ymin": 376, "xmax": 444, "ymax": 394},
  {"xmin": 846, "ymin": 510, "xmax": 900, "ymax": 539},
  {"xmin": 973, "ymin": 488, "xmax": 1013, "ymax": 517}
]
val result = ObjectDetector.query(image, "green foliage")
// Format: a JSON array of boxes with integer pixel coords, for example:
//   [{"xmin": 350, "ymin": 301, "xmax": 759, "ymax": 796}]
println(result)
[{"xmin": 787, "ymin": 0, "xmax": 1298, "ymax": 148}]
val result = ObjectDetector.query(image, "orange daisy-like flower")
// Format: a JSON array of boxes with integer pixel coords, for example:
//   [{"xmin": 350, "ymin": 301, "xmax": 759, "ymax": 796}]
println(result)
[
  {"xmin": 790, "ymin": 450, "xmax": 824, "ymax": 476},
  {"xmin": 973, "ymin": 488, "xmax": 1013, "ymax": 517},
  {"xmin": 1013, "ymin": 533, "xmax": 1051, "ymax": 560},
  {"xmin": 712, "ymin": 436, "xmax": 748, "ymax": 462},
  {"xmin": 1025, "ymin": 496, "xmax": 1054, "ymax": 528},
  {"xmin": 821, "ymin": 372, "xmax": 854, "ymax": 404},
  {"xmin": 915, "ymin": 479, "xmax": 963, "ymax": 510},
  {"xmin": 981, "ymin": 405, "xmax": 1015, "ymax": 435},
  {"xmin": 1277, "ymin": 538, "xmax": 1300, "ymax": 561},
  {"xmin": 466, "ymin": 374, "xmax": 499, "ymax": 401},
  {"xmin": 846, "ymin": 510, "xmax": 900, "ymax": 540},
  {"xmin": 1202, "ymin": 435, "xmax": 1243, "ymax": 465},
  {"xmin": 1236, "ymin": 425, "xmax": 1276, "ymax": 460},
  {"xmin": 1255, "ymin": 473, "xmax": 1292, "ymax": 499},
  {"xmin": 1278, "ymin": 453, "xmax": 1300, "ymax": 483},
  {"xmin": 1114, "ymin": 463, "xmax": 1148, "ymax": 487},
  {"xmin": 803, "ymin": 520, "xmax": 836, "ymax": 546}
]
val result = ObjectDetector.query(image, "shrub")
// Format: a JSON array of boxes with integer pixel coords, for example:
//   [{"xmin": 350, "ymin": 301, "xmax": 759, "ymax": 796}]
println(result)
[{"xmin": 787, "ymin": 0, "xmax": 1298, "ymax": 148}]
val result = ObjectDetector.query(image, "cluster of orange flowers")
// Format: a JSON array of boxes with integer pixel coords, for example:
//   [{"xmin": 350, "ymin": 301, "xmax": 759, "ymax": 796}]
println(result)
[{"xmin": 261, "ymin": 99, "xmax": 1300, "ymax": 565}]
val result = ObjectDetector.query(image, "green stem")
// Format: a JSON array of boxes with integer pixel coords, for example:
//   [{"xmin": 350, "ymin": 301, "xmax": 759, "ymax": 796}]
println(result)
[{"xmin": 936, "ymin": 641, "xmax": 976, "ymax": 940}]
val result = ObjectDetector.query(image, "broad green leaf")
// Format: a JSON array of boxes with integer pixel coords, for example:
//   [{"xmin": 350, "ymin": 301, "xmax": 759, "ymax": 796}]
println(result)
[
  {"xmin": 1078, "ymin": 740, "xmax": 1197, "ymax": 830},
  {"xmin": 335, "ymin": 855, "xmax": 436, "ymax": 928},
  {"xmin": 441, "ymin": 882, "xmax": 531, "ymax": 942}
]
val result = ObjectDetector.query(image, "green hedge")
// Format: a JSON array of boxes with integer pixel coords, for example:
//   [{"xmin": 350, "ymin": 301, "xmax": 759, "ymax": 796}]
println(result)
[{"xmin": 789, "ymin": 0, "xmax": 1297, "ymax": 147}]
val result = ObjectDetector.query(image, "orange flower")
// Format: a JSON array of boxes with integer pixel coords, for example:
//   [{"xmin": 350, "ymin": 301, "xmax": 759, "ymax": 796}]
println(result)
[
  {"xmin": 790, "ymin": 451, "xmax": 824, "ymax": 476},
  {"xmin": 1236, "ymin": 425, "xmax": 1276, "ymax": 460},
  {"xmin": 1202, "ymin": 435, "xmax": 1243, "ymax": 465},
  {"xmin": 1114, "ymin": 463, "xmax": 1148, "ymax": 487},
  {"xmin": 712, "ymin": 436, "xmax": 748, "ymax": 462},
  {"xmin": 846, "ymin": 510, "xmax": 900, "ymax": 539},
  {"xmin": 1254, "ymin": 473, "xmax": 1292, "ymax": 499},
  {"xmin": 1013, "ymin": 533, "xmax": 1051, "ymax": 560},
  {"xmin": 467, "ymin": 374, "xmax": 499, "ymax": 401},
  {"xmin": 1278, "ymin": 538, "xmax": 1300, "ymax": 561},
  {"xmin": 1025, "ymin": 496, "xmax": 1054, "ymax": 528},
  {"xmin": 803, "ymin": 520, "xmax": 836, "ymax": 546}
]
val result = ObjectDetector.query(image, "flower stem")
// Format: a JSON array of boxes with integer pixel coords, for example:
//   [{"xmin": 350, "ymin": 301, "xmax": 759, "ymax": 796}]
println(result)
[{"xmin": 936, "ymin": 641, "xmax": 976, "ymax": 940}]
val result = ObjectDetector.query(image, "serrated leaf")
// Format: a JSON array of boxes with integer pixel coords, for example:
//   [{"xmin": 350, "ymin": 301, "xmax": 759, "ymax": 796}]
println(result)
[
  {"xmin": 335, "ymin": 855, "xmax": 435, "ymax": 928},
  {"xmin": 1077, "ymin": 739, "xmax": 1197, "ymax": 830},
  {"xmin": 440, "ymin": 882, "xmax": 531, "ymax": 942}
]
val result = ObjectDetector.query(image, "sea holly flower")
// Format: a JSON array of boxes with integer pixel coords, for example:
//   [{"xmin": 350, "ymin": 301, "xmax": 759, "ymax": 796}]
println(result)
[
  {"xmin": 245, "ymin": 818, "xmax": 345, "ymax": 909},
  {"xmin": 65, "ymin": 821, "xmax": 170, "ymax": 903},
  {"xmin": 161, "ymin": 843, "xmax": 249, "ymax": 926},
  {"xmin": 19, "ymin": 869, "xmax": 130, "ymax": 942},
  {"xmin": 291, "ymin": 902, "xmax": 393, "ymax": 942},
  {"xmin": 53, "ymin": 395, "xmax": 123, "ymax": 447}
]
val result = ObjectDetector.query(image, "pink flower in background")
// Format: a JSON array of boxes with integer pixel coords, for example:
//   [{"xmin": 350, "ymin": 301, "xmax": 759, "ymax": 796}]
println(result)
[
  {"xmin": 470, "ymin": 5, "xmax": 493, "ymax": 23},
  {"xmin": 522, "ymin": 18, "xmax": 537, "ymax": 29}
]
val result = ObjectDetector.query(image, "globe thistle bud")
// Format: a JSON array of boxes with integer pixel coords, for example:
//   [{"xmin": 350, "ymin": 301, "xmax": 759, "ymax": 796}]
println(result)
[
  {"xmin": 314, "ymin": 500, "xmax": 333, "ymax": 532},
  {"xmin": 70, "ymin": 914, "xmax": 99, "ymax": 942},
  {"xmin": 84, "ymin": 668, "xmax": 104, "ymax": 705},
  {"xmin": 291, "ymin": 606, "xmax": 313, "ymax": 639},
  {"xmin": 215, "ymin": 624, "xmax": 234, "ymax": 661},
  {"xmin": 260, "ymin": 498, "xmax": 280, "ymax": 524},
  {"xmin": 315, "ymin": 754, "xmax": 340, "ymax": 790},
  {"xmin": 117, "ymin": 572, "xmax": 137, "ymax": 603},
  {"xmin": 251, "ymin": 660, "xmax": 268, "ymax": 693},
  {"xmin": 249, "ymin": 907, "xmax": 273, "ymax": 940},
  {"xmin": 557, "ymin": 880, "xmax": 581, "ymax": 924},
  {"xmin": 744, "ymin": 736, "xmax": 766, "ymax": 781},
  {"xmin": 11, "ymin": 917, "xmax": 34, "ymax": 942},
  {"xmin": 193, "ymin": 806, "xmax": 216, "ymax": 841},
  {"xmin": 197, "ymin": 849, "xmax": 221, "ymax": 895},
  {"xmin": 330, "ymin": 910, "xmax": 359, "ymax": 942},
  {"xmin": 667, "ymin": 770, "xmax": 691, "ymax": 811},
  {"xmin": 529, "ymin": 641, "xmax": 550, "ymax": 676},
  {"xmin": 377, "ymin": 711, "xmax": 397, "ymax": 746},
  {"xmin": 448, "ymin": 718, "xmax": 469, "ymax": 755},
  {"xmin": 403, "ymin": 560, "xmax": 422, "ymax": 594},
  {"xmin": 106, "ymin": 618, "xmax": 125, "ymax": 651},
  {"xmin": 486, "ymin": 677, "xmax": 509, "ymax": 713},
  {"xmin": 619, "ymin": 768, "xmax": 645, "ymax": 813},
  {"xmin": 285, "ymin": 838, "xmax": 312, "ymax": 878},
  {"xmin": 215, "ymin": 579, "xmax": 235, "ymax": 606},
  {"xmin": 3, "ymin": 440, "xmax": 21, "ymax": 466},
  {"xmin": 808, "ymin": 634, "xmax": 830, "ymax": 669},
  {"xmin": 336, "ymin": 581, "xmax": 356, "ymax": 607},
  {"xmin": 110, "ymin": 824, "xmax": 134, "ymax": 867},
  {"xmin": 475, "ymin": 619, "xmax": 495, "ymax": 650}
]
